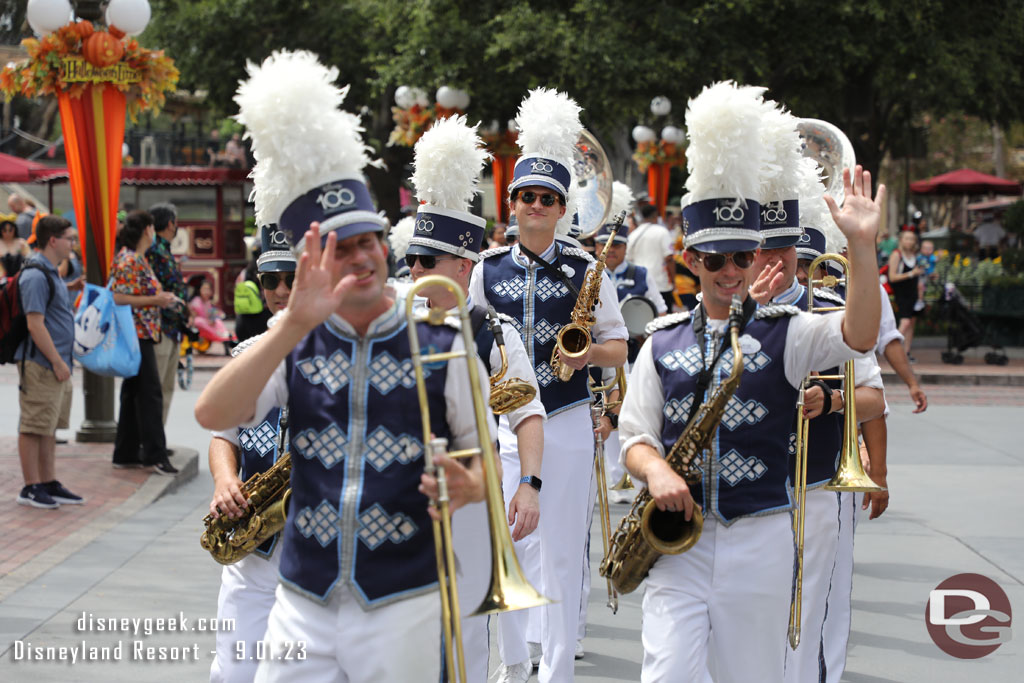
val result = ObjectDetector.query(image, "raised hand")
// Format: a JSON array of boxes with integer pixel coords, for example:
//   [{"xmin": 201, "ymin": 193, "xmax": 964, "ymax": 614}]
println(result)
[
  {"xmin": 284, "ymin": 225, "xmax": 358, "ymax": 333},
  {"xmin": 823, "ymin": 165, "xmax": 887, "ymax": 249},
  {"xmin": 749, "ymin": 260, "xmax": 786, "ymax": 305}
]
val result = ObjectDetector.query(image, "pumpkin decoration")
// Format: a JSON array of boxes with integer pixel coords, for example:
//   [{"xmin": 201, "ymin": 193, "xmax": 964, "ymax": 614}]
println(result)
[
  {"xmin": 71, "ymin": 20, "xmax": 94, "ymax": 40},
  {"xmin": 83, "ymin": 31, "xmax": 124, "ymax": 68}
]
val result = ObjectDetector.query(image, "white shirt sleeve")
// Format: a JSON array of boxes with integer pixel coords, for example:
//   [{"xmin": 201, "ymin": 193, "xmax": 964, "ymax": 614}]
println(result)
[
  {"xmin": 876, "ymin": 283, "xmax": 904, "ymax": 354},
  {"xmin": 660, "ymin": 227, "xmax": 674, "ymax": 259},
  {"xmin": 211, "ymin": 428, "xmax": 240, "ymax": 447},
  {"xmin": 592, "ymin": 269, "xmax": 629, "ymax": 347},
  {"xmin": 646, "ymin": 269, "xmax": 668, "ymax": 314},
  {"xmin": 852, "ymin": 354, "xmax": 884, "ymax": 390},
  {"xmin": 468, "ymin": 261, "xmax": 487, "ymax": 307},
  {"xmin": 446, "ymin": 333, "xmax": 498, "ymax": 451},
  {"xmin": 617, "ymin": 338, "xmax": 666, "ymax": 463},
  {"xmin": 491, "ymin": 321, "xmax": 546, "ymax": 432},
  {"xmin": 239, "ymin": 360, "xmax": 289, "ymax": 429},
  {"xmin": 784, "ymin": 311, "xmax": 871, "ymax": 388}
]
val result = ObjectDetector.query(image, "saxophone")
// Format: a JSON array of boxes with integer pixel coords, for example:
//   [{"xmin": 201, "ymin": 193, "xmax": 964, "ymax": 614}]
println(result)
[
  {"xmin": 600, "ymin": 296, "xmax": 745, "ymax": 594},
  {"xmin": 550, "ymin": 211, "xmax": 626, "ymax": 382},
  {"xmin": 200, "ymin": 410, "xmax": 292, "ymax": 565}
]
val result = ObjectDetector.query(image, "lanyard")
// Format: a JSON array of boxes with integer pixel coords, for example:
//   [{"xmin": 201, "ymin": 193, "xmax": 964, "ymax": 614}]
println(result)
[
  {"xmin": 518, "ymin": 243, "xmax": 581, "ymax": 298},
  {"xmin": 686, "ymin": 298, "xmax": 756, "ymax": 426}
]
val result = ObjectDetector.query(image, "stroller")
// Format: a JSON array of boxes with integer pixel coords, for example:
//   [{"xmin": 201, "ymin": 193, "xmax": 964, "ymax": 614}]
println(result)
[{"xmin": 937, "ymin": 283, "xmax": 1008, "ymax": 365}]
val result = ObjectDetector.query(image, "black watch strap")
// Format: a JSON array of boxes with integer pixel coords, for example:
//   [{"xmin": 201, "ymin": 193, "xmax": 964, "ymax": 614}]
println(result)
[
  {"xmin": 520, "ymin": 475, "xmax": 542, "ymax": 492},
  {"xmin": 604, "ymin": 412, "xmax": 619, "ymax": 429}
]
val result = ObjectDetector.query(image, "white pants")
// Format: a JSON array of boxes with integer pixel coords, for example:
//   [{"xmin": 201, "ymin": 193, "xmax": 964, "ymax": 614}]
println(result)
[
  {"xmin": 255, "ymin": 584, "xmax": 440, "ymax": 683},
  {"xmin": 578, "ymin": 464, "xmax": 598, "ymax": 642},
  {"xmin": 642, "ymin": 513, "xmax": 792, "ymax": 683},
  {"xmin": 821, "ymin": 491, "xmax": 858, "ymax": 683},
  {"xmin": 211, "ymin": 550, "xmax": 281, "ymax": 683},
  {"xmin": 604, "ymin": 430, "xmax": 625, "ymax": 488},
  {"xmin": 784, "ymin": 489, "xmax": 841, "ymax": 683},
  {"xmin": 453, "ymin": 500, "xmax": 491, "ymax": 683}
]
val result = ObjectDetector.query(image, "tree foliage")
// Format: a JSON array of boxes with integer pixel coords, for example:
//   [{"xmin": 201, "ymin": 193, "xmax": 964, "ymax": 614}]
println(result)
[{"xmin": 140, "ymin": 0, "xmax": 1024, "ymax": 219}]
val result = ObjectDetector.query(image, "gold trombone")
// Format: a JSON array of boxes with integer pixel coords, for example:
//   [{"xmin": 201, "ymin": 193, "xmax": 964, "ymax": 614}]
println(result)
[
  {"xmin": 589, "ymin": 366, "xmax": 627, "ymax": 613},
  {"xmin": 789, "ymin": 253, "xmax": 886, "ymax": 650},
  {"xmin": 405, "ymin": 275, "xmax": 551, "ymax": 681}
]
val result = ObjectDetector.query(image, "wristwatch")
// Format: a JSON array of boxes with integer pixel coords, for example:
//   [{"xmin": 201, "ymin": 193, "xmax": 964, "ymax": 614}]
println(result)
[
  {"xmin": 520, "ymin": 475, "xmax": 542, "ymax": 492},
  {"xmin": 604, "ymin": 412, "xmax": 619, "ymax": 429}
]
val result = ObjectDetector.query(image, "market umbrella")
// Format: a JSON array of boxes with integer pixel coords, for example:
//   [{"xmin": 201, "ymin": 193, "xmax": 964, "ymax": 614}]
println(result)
[{"xmin": 910, "ymin": 168, "xmax": 1022, "ymax": 195}]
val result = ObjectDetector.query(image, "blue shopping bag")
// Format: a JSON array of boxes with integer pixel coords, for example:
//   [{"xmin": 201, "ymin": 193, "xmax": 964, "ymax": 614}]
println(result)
[{"xmin": 73, "ymin": 283, "xmax": 141, "ymax": 377}]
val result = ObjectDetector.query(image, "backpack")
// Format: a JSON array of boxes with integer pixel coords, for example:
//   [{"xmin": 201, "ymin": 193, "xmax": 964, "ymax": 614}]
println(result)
[
  {"xmin": 232, "ymin": 279, "xmax": 264, "ymax": 316},
  {"xmin": 0, "ymin": 262, "xmax": 55, "ymax": 364}
]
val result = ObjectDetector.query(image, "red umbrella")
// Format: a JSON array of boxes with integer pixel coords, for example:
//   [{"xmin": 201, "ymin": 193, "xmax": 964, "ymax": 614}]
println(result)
[
  {"xmin": 0, "ymin": 152, "xmax": 52, "ymax": 183},
  {"xmin": 910, "ymin": 168, "xmax": 1022, "ymax": 195}
]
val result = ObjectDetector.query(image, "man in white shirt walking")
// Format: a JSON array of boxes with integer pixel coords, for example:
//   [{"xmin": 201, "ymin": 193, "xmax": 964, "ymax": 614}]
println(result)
[{"xmin": 626, "ymin": 204, "xmax": 675, "ymax": 312}]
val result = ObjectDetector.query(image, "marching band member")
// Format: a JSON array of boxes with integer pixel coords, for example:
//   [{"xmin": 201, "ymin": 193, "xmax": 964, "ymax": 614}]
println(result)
[
  {"xmin": 404, "ymin": 115, "xmax": 546, "ymax": 683},
  {"xmin": 617, "ymin": 81, "xmax": 884, "ymax": 683},
  {"xmin": 207, "ymin": 222, "xmax": 295, "ymax": 683},
  {"xmin": 469, "ymin": 88, "xmax": 628, "ymax": 683},
  {"xmin": 195, "ymin": 50, "xmax": 491, "ymax": 682},
  {"xmin": 748, "ymin": 136, "xmax": 886, "ymax": 682}
]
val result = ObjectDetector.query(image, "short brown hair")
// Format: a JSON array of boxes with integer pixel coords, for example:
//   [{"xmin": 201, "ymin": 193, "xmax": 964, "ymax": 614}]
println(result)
[{"xmin": 34, "ymin": 215, "xmax": 72, "ymax": 248}]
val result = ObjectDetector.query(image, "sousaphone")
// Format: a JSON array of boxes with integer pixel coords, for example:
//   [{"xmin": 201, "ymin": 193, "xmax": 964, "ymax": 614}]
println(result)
[{"xmin": 572, "ymin": 129, "xmax": 614, "ymax": 239}]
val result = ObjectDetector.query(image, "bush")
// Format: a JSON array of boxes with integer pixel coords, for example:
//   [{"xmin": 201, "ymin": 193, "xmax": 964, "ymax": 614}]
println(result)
[{"xmin": 1004, "ymin": 199, "xmax": 1024, "ymax": 238}]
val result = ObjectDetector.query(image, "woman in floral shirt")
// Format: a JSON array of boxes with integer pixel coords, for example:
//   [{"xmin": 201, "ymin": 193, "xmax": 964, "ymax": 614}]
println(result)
[{"xmin": 109, "ymin": 211, "xmax": 179, "ymax": 474}]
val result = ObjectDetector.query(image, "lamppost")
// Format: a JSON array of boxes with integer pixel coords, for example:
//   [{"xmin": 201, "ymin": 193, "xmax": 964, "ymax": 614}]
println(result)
[{"xmin": 631, "ymin": 96, "xmax": 686, "ymax": 218}]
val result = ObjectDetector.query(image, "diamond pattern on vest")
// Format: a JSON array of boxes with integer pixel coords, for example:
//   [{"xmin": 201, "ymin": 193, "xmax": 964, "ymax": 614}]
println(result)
[
  {"xmin": 368, "ymin": 352, "xmax": 418, "ymax": 395},
  {"xmin": 788, "ymin": 432, "xmax": 797, "ymax": 457},
  {"xmin": 293, "ymin": 423, "xmax": 348, "ymax": 469},
  {"xmin": 363, "ymin": 426, "xmax": 422, "ymax": 471},
  {"xmin": 357, "ymin": 503, "xmax": 419, "ymax": 550},
  {"xmin": 296, "ymin": 350, "xmax": 352, "ymax": 394},
  {"xmin": 721, "ymin": 348, "xmax": 772, "ymax": 373},
  {"xmin": 239, "ymin": 420, "xmax": 276, "ymax": 457},
  {"xmin": 721, "ymin": 397, "xmax": 770, "ymax": 431},
  {"xmin": 491, "ymin": 278, "xmax": 526, "ymax": 300},
  {"xmin": 658, "ymin": 345, "xmax": 704, "ymax": 375},
  {"xmin": 294, "ymin": 500, "xmax": 341, "ymax": 547},
  {"xmin": 533, "ymin": 318, "xmax": 559, "ymax": 345},
  {"xmin": 719, "ymin": 449, "xmax": 768, "ymax": 486},
  {"xmin": 663, "ymin": 394, "xmax": 696, "ymax": 423},
  {"xmin": 535, "ymin": 277, "xmax": 569, "ymax": 301},
  {"xmin": 534, "ymin": 361, "xmax": 555, "ymax": 387}
]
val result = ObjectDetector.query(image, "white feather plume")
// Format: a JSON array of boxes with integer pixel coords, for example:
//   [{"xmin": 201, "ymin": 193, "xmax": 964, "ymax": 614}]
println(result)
[
  {"xmin": 515, "ymin": 88, "xmax": 583, "ymax": 160},
  {"xmin": 758, "ymin": 100, "xmax": 803, "ymax": 202},
  {"xmin": 234, "ymin": 50, "xmax": 376, "ymax": 227},
  {"xmin": 411, "ymin": 115, "xmax": 490, "ymax": 212},
  {"xmin": 797, "ymin": 156, "xmax": 846, "ymax": 250},
  {"xmin": 555, "ymin": 193, "xmax": 579, "ymax": 236},
  {"xmin": 609, "ymin": 181, "xmax": 635, "ymax": 221},
  {"xmin": 683, "ymin": 81, "xmax": 766, "ymax": 205},
  {"xmin": 388, "ymin": 216, "xmax": 416, "ymax": 262}
]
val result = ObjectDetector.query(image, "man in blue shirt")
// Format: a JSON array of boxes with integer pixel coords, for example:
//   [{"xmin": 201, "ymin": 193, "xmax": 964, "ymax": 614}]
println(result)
[{"xmin": 16, "ymin": 215, "xmax": 83, "ymax": 509}]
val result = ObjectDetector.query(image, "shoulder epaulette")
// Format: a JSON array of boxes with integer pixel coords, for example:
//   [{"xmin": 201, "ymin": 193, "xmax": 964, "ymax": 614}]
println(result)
[
  {"xmin": 414, "ymin": 309, "xmax": 463, "ymax": 331},
  {"xmin": 230, "ymin": 331, "xmax": 266, "ymax": 358},
  {"xmin": 480, "ymin": 245, "xmax": 511, "ymax": 259},
  {"xmin": 645, "ymin": 310, "xmax": 692, "ymax": 335},
  {"xmin": 814, "ymin": 287, "xmax": 845, "ymax": 305},
  {"xmin": 755, "ymin": 303, "xmax": 801, "ymax": 319},
  {"xmin": 560, "ymin": 246, "xmax": 596, "ymax": 264}
]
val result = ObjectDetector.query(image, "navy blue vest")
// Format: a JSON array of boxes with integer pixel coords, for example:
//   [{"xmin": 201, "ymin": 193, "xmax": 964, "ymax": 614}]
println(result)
[
  {"xmin": 236, "ymin": 406, "xmax": 284, "ymax": 558},
  {"xmin": 651, "ymin": 307, "xmax": 800, "ymax": 523},
  {"xmin": 279, "ymin": 315, "xmax": 456, "ymax": 607},
  {"xmin": 612, "ymin": 263, "xmax": 649, "ymax": 301},
  {"xmin": 481, "ymin": 244, "xmax": 592, "ymax": 416}
]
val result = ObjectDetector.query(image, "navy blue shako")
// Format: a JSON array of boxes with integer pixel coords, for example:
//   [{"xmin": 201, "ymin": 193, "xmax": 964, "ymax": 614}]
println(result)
[
  {"xmin": 279, "ymin": 316, "xmax": 456, "ymax": 607},
  {"xmin": 650, "ymin": 307, "xmax": 800, "ymax": 523}
]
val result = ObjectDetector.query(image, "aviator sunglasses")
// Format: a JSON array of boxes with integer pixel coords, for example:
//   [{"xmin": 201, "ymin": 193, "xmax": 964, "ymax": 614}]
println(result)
[
  {"xmin": 694, "ymin": 250, "xmax": 756, "ymax": 272},
  {"xmin": 405, "ymin": 253, "xmax": 455, "ymax": 269},
  {"xmin": 518, "ymin": 191, "xmax": 562, "ymax": 208},
  {"xmin": 258, "ymin": 272, "xmax": 295, "ymax": 290}
]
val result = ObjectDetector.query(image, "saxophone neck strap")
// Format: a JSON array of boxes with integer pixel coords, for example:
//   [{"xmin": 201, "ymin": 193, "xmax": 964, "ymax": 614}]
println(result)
[{"xmin": 518, "ymin": 242, "xmax": 581, "ymax": 298}]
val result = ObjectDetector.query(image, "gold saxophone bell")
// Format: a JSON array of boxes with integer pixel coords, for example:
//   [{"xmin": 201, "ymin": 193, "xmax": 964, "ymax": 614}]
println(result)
[
  {"xmin": 789, "ymin": 253, "xmax": 885, "ymax": 650},
  {"xmin": 405, "ymin": 275, "xmax": 550, "ymax": 682},
  {"xmin": 486, "ymin": 308, "xmax": 537, "ymax": 415}
]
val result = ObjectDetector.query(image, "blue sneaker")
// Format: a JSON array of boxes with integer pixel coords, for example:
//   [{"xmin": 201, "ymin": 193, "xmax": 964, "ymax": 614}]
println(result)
[
  {"xmin": 44, "ymin": 480, "xmax": 84, "ymax": 505},
  {"xmin": 17, "ymin": 484, "xmax": 59, "ymax": 509}
]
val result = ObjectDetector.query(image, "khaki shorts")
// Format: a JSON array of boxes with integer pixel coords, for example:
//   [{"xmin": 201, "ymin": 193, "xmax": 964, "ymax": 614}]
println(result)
[{"xmin": 18, "ymin": 360, "xmax": 72, "ymax": 436}]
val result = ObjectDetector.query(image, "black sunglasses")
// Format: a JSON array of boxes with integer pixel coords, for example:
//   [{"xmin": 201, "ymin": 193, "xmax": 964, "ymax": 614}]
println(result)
[
  {"xmin": 258, "ymin": 272, "xmax": 294, "ymax": 290},
  {"xmin": 694, "ymin": 250, "xmax": 756, "ymax": 272},
  {"xmin": 405, "ymin": 253, "xmax": 455, "ymax": 269},
  {"xmin": 518, "ymin": 191, "xmax": 562, "ymax": 207}
]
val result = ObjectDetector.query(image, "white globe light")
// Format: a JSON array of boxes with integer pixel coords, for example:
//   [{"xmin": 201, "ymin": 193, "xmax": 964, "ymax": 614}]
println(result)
[
  {"xmin": 650, "ymin": 96, "xmax": 672, "ymax": 117},
  {"xmin": 394, "ymin": 85, "xmax": 415, "ymax": 109},
  {"xmin": 632, "ymin": 125, "xmax": 656, "ymax": 143},
  {"xmin": 411, "ymin": 87, "xmax": 429, "ymax": 108},
  {"xmin": 26, "ymin": 0, "xmax": 72, "ymax": 35},
  {"xmin": 106, "ymin": 0, "xmax": 151, "ymax": 37},
  {"xmin": 453, "ymin": 89, "xmax": 471, "ymax": 110},
  {"xmin": 435, "ymin": 86, "xmax": 459, "ymax": 108},
  {"xmin": 661, "ymin": 126, "xmax": 684, "ymax": 144},
  {"xmin": 508, "ymin": 119, "xmax": 519, "ymax": 133}
]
